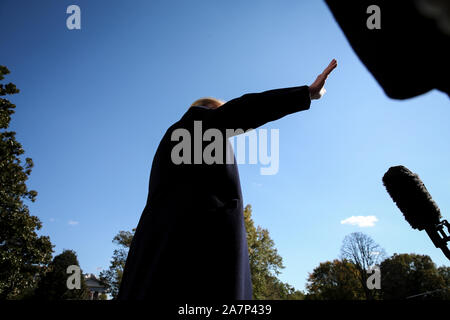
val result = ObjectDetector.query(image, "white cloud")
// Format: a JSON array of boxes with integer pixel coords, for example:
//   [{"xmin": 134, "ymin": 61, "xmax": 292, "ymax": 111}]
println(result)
[
  {"xmin": 340, "ymin": 215, "xmax": 378, "ymax": 227},
  {"xmin": 68, "ymin": 220, "xmax": 79, "ymax": 226}
]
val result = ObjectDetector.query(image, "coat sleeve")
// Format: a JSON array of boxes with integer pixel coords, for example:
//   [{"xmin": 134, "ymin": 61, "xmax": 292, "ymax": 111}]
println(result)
[{"xmin": 200, "ymin": 85, "xmax": 311, "ymax": 135}]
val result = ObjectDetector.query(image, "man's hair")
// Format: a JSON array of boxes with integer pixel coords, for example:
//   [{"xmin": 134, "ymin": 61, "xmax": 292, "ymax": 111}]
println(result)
[{"xmin": 190, "ymin": 97, "xmax": 225, "ymax": 109}]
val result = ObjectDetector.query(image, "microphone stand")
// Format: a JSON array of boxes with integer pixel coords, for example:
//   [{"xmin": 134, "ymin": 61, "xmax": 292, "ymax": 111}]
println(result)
[{"xmin": 425, "ymin": 220, "xmax": 450, "ymax": 261}]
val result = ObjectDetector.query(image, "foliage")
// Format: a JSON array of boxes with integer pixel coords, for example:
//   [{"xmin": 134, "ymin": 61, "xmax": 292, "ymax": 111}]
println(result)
[
  {"xmin": 305, "ymin": 259, "xmax": 365, "ymax": 300},
  {"xmin": 0, "ymin": 66, "xmax": 53, "ymax": 299},
  {"xmin": 438, "ymin": 266, "xmax": 450, "ymax": 288},
  {"xmin": 306, "ymin": 233, "xmax": 450, "ymax": 300},
  {"xmin": 33, "ymin": 250, "xmax": 89, "ymax": 300},
  {"xmin": 99, "ymin": 230, "xmax": 134, "ymax": 299},
  {"xmin": 380, "ymin": 253, "xmax": 450, "ymax": 300},
  {"xmin": 244, "ymin": 204, "xmax": 303, "ymax": 299}
]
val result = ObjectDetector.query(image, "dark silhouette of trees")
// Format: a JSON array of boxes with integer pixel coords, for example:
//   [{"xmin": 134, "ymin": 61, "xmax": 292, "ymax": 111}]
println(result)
[
  {"xmin": 306, "ymin": 232, "xmax": 450, "ymax": 300},
  {"xmin": 305, "ymin": 259, "xmax": 365, "ymax": 300},
  {"xmin": 380, "ymin": 253, "xmax": 450, "ymax": 299},
  {"xmin": 34, "ymin": 250, "xmax": 89, "ymax": 300}
]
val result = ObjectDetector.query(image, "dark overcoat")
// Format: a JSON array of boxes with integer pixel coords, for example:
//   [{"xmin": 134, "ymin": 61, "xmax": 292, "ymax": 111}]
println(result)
[{"xmin": 117, "ymin": 85, "xmax": 311, "ymax": 300}]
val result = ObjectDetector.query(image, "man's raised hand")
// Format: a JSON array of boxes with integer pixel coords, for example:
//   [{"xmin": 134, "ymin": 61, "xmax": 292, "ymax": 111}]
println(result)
[{"xmin": 308, "ymin": 59, "xmax": 337, "ymax": 100}]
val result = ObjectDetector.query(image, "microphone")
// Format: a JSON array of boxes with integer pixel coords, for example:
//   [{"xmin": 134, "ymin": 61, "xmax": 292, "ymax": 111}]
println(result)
[{"xmin": 382, "ymin": 165, "xmax": 450, "ymax": 260}]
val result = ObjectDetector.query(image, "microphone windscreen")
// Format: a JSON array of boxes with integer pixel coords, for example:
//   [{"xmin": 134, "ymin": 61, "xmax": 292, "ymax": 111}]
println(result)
[{"xmin": 382, "ymin": 165, "xmax": 441, "ymax": 230}]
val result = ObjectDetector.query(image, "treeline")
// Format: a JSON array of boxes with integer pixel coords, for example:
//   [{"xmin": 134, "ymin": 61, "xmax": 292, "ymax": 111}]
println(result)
[
  {"xmin": 305, "ymin": 232, "xmax": 450, "ymax": 300},
  {"xmin": 101, "ymin": 219, "xmax": 450, "ymax": 300},
  {"xmin": 0, "ymin": 66, "xmax": 99, "ymax": 300}
]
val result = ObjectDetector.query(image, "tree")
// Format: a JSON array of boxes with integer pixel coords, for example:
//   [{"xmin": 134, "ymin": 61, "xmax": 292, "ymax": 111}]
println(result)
[
  {"xmin": 34, "ymin": 250, "xmax": 89, "ymax": 300},
  {"xmin": 101, "ymin": 205, "xmax": 304, "ymax": 300},
  {"xmin": 0, "ymin": 66, "xmax": 53, "ymax": 299},
  {"xmin": 244, "ymin": 205, "xmax": 303, "ymax": 299},
  {"xmin": 254, "ymin": 273, "xmax": 305, "ymax": 300},
  {"xmin": 99, "ymin": 230, "xmax": 134, "ymax": 299},
  {"xmin": 438, "ymin": 266, "xmax": 450, "ymax": 289},
  {"xmin": 305, "ymin": 259, "xmax": 365, "ymax": 300},
  {"xmin": 340, "ymin": 232, "xmax": 386, "ymax": 300},
  {"xmin": 380, "ymin": 253, "xmax": 450, "ymax": 300}
]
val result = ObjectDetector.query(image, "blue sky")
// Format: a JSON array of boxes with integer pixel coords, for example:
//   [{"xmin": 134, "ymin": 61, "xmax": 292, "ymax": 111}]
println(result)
[{"xmin": 1, "ymin": 0, "xmax": 449, "ymax": 292}]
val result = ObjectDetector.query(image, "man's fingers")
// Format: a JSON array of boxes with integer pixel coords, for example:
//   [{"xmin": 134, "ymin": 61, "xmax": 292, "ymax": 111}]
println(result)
[
  {"xmin": 317, "ymin": 60, "xmax": 337, "ymax": 82},
  {"xmin": 309, "ymin": 59, "xmax": 337, "ymax": 99},
  {"xmin": 309, "ymin": 59, "xmax": 337, "ymax": 93},
  {"xmin": 324, "ymin": 59, "xmax": 337, "ymax": 72},
  {"xmin": 328, "ymin": 58, "xmax": 337, "ymax": 68},
  {"xmin": 323, "ymin": 59, "xmax": 337, "ymax": 75}
]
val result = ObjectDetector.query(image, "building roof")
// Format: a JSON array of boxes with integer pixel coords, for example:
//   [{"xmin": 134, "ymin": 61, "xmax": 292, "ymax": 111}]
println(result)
[{"xmin": 84, "ymin": 274, "xmax": 106, "ymax": 292}]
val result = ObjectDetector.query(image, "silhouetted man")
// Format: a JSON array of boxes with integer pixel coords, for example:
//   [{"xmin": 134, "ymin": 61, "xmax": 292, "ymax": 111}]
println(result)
[{"xmin": 118, "ymin": 59, "xmax": 337, "ymax": 300}]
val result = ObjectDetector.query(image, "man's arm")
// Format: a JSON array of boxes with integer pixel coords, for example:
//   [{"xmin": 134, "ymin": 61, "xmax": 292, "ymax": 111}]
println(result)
[
  {"xmin": 201, "ymin": 59, "xmax": 338, "ymax": 133},
  {"xmin": 202, "ymin": 86, "xmax": 311, "ymax": 133}
]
